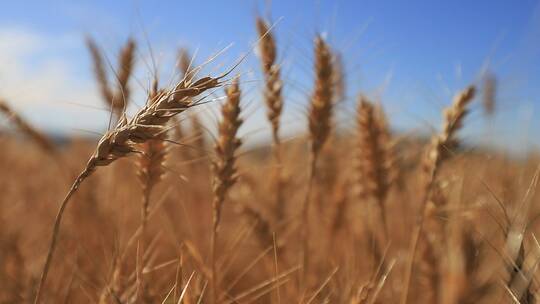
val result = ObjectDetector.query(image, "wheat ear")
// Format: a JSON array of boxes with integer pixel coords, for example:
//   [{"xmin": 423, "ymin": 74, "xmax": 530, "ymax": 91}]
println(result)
[
  {"xmin": 301, "ymin": 35, "xmax": 334, "ymax": 287},
  {"xmin": 422, "ymin": 86, "xmax": 475, "ymax": 201},
  {"xmin": 86, "ymin": 37, "xmax": 136, "ymax": 118},
  {"xmin": 34, "ymin": 73, "xmax": 223, "ymax": 304},
  {"xmin": 86, "ymin": 37, "xmax": 114, "ymax": 106},
  {"xmin": 210, "ymin": 77, "xmax": 242, "ymax": 304},
  {"xmin": 112, "ymin": 38, "xmax": 136, "ymax": 114},
  {"xmin": 354, "ymin": 96, "xmax": 395, "ymax": 240}
]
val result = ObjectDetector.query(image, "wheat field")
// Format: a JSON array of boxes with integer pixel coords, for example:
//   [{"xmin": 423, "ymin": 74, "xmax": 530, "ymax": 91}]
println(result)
[{"xmin": 0, "ymin": 14, "xmax": 539, "ymax": 304}]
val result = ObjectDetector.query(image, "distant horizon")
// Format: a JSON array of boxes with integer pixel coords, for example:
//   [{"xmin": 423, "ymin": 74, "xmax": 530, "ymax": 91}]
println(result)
[{"xmin": 0, "ymin": 0, "xmax": 539, "ymax": 154}]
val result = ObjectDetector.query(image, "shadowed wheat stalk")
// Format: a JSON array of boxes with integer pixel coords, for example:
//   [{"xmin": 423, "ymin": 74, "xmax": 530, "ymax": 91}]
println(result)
[
  {"xmin": 210, "ymin": 77, "xmax": 242, "ymax": 304},
  {"xmin": 34, "ymin": 71, "xmax": 224, "ymax": 304}
]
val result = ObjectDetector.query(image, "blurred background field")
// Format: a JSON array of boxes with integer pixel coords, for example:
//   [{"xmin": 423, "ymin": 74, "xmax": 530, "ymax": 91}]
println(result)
[{"xmin": 2, "ymin": 1, "xmax": 540, "ymax": 303}]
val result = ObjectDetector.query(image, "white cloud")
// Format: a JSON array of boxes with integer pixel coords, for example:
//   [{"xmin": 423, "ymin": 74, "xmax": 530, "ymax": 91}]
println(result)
[
  {"xmin": 0, "ymin": 26, "xmax": 301, "ymax": 146},
  {"xmin": 0, "ymin": 27, "xmax": 110, "ymax": 134}
]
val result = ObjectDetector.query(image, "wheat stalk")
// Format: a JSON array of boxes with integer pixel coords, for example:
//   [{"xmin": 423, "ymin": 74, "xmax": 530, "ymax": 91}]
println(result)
[
  {"xmin": 135, "ymin": 79, "xmax": 168, "ymax": 299},
  {"xmin": 301, "ymin": 35, "xmax": 334, "ymax": 287},
  {"xmin": 190, "ymin": 113, "xmax": 207, "ymax": 161},
  {"xmin": 482, "ymin": 72, "xmax": 496, "ymax": 118},
  {"xmin": 332, "ymin": 51, "xmax": 345, "ymax": 103},
  {"xmin": 173, "ymin": 48, "xmax": 198, "ymax": 165},
  {"xmin": 137, "ymin": 80, "xmax": 168, "ymax": 230},
  {"xmin": 256, "ymin": 17, "xmax": 286, "ymax": 220},
  {"xmin": 210, "ymin": 77, "xmax": 242, "ymax": 304},
  {"xmin": 418, "ymin": 86, "xmax": 475, "ymax": 302},
  {"xmin": 400, "ymin": 85, "xmax": 475, "ymax": 304},
  {"xmin": 34, "ymin": 73, "xmax": 223, "ymax": 304}
]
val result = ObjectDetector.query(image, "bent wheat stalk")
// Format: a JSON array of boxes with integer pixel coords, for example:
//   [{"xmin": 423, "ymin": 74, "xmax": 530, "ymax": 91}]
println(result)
[{"xmin": 34, "ymin": 73, "xmax": 223, "ymax": 304}]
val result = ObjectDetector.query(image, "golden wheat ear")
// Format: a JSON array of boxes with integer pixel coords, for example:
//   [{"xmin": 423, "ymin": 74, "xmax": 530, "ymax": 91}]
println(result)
[
  {"xmin": 86, "ymin": 37, "xmax": 136, "ymax": 120},
  {"xmin": 256, "ymin": 17, "xmax": 283, "ymax": 144},
  {"xmin": 86, "ymin": 37, "xmax": 113, "ymax": 107},
  {"xmin": 354, "ymin": 95, "xmax": 394, "ymax": 241},
  {"xmin": 422, "ymin": 86, "xmax": 476, "ymax": 202},
  {"xmin": 111, "ymin": 37, "xmax": 136, "ymax": 114},
  {"xmin": 308, "ymin": 35, "xmax": 334, "ymax": 157}
]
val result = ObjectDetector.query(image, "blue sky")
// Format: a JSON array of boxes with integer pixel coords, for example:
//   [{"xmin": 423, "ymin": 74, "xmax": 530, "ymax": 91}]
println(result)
[{"xmin": 0, "ymin": 0, "xmax": 539, "ymax": 151}]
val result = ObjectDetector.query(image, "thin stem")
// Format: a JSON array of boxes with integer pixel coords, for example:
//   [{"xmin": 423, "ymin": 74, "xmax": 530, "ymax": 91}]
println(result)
[
  {"xmin": 377, "ymin": 196, "xmax": 389, "ymax": 247},
  {"xmin": 137, "ymin": 187, "xmax": 151, "ymax": 301},
  {"xmin": 34, "ymin": 166, "xmax": 94, "ymax": 304},
  {"xmin": 272, "ymin": 135, "xmax": 285, "ymax": 220},
  {"xmin": 211, "ymin": 196, "xmax": 223, "ymax": 304},
  {"xmin": 300, "ymin": 152, "xmax": 319, "ymax": 290}
]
